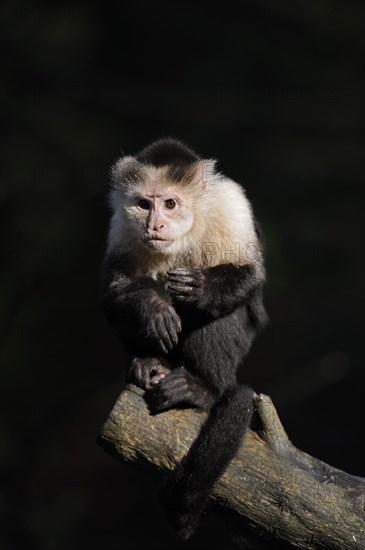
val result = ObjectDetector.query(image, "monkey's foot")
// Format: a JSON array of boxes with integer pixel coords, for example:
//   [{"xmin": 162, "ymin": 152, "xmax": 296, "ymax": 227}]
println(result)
[
  {"xmin": 145, "ymin": 368, "xmax": 215, "ymax": 414},
  {"xmin": 127, "ymin": 357, "xmax": 171, "ymax": 390}
]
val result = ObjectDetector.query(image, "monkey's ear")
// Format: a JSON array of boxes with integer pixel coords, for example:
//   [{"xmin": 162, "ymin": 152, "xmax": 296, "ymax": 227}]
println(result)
[{"xmin": 110, "ymin": 156, "xmax": 145, "ymax": 191}]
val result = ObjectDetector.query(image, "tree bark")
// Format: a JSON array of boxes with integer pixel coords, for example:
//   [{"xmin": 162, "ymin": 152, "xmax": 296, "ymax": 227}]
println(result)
[{"xmin": 98, "ymin": 384, "xmax": 365, "ymax": 550}]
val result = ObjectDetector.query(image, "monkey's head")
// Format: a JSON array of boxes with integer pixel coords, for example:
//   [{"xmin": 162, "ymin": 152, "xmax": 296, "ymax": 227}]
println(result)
[{"xmin": 110, "ymin": 149, "xmax": 215, "ymax": 255}]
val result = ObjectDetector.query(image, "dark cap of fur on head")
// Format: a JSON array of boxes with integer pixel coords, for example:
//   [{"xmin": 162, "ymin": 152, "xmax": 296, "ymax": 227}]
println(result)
[
  {"xmin": 136, "ymin": 138, "xmax": 200, "ymax": 167},
  {"xmin": 111, "ymin": 139, "xmax": 206, "ymax": 189}
]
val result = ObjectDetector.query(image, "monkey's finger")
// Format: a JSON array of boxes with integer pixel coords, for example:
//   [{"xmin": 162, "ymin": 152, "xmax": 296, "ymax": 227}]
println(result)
[
  {"xmin": 154, "ymin": 364, "xmax": 172, "ymax": 376},
  {"xmin": 141, "ymin": 367, "xmax": 153, "ymax": 389},
  {"xmin": 129, "ymin": 364, "xmax": 149, "ymax": 389},
  {"xmin": 168, "ymin": 268, "xmax": 193, "ymax": 277},
  {"xmin": 133, "ymin": 364, "xmax": 143, "ymax": 384},
  {"xmin": 166, "ymin": 307, "xmax": 182, "ymax": 332},
  {"xmin": 146, "ymin": 320, "xmax": 168, "ymax": 353},
  {"xmin": 168, "ymin": 283, "xmax": 194, "ymax": 295},
  {"xmin": 156, "ymin": 315, "xmax": 174, "ymax": 350},
  {"xmin": 160, "ymin": 332, "xmax": 174, "ymax": 352},
  {"xmin": 167, "ymin": 274, "xmax": 195, "ymax": 284},
  {"xmin": 167, "ymin": 276, "xmax": 202, "ymax": 289},
  {"xmin": 167, "ymin": 327, "xmax": 179, "ymax": 347},
  {"xmin": 150, "ymin": 373, "xmax": 167, "ymax": 385},
  {"xmin": 153, "ymin": 332, "xmax": 168, "ymax": 354},
  {"xmin": 130, "ymin": 363, "xmax": 142, "ymax": 384},
  {"xmin": 164, "ymin": 313, "xmax": 179, "ymax": 346},
  {"xmin": 176, "ymin": 313, "xmax": 183, "ymax": 332},
  {"xmin": 139, "ymin": 366, "xmax": 152, "ymax": 389}
]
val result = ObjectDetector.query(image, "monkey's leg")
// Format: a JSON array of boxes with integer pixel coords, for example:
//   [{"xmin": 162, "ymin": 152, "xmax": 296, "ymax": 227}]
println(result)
[
  {"xmin": 145, "ymin": 368, "xmax": 216, "ymax": 413},
  {"xmin": 127, "ymin": 357, "xmax": 172, "ymax": 390}
]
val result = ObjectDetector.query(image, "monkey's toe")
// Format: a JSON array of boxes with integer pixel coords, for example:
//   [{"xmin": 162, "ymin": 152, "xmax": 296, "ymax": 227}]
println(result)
[{"xmin": 144, "ymin": 386, "xmax": 171, "ymax": 414}]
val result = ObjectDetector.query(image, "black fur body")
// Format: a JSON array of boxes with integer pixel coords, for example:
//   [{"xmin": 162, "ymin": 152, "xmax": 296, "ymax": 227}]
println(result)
[{"xmin": 101, "ymin": 139, "xmax": 268, "ymax": 539}]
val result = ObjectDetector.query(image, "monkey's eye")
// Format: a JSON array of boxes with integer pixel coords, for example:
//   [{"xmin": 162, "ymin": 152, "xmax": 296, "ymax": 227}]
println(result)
[
  {"xmin": 137, "ymin": 199, "xmax": 150, "ymax": 210},
  {"xmin": 165, "ymin": 199, "xmax": 176, "ymax": 209}
]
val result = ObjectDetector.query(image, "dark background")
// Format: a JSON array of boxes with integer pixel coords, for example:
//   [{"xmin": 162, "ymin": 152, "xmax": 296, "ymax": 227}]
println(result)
[{"xmin": 1, "ymin": 1, "xmax": 364, "ymax": 549}]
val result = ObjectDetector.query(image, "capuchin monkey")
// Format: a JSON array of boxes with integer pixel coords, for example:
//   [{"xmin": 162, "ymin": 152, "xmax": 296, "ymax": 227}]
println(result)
[{"xmin": 101, "ymin": 138, "xmax": 268, "ymax": 540}]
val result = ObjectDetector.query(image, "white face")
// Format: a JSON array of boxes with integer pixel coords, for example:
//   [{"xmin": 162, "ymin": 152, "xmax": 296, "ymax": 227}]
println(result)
[{"xmin": 126, "ymin": 190, "xmax": 194, "ymax": 252}]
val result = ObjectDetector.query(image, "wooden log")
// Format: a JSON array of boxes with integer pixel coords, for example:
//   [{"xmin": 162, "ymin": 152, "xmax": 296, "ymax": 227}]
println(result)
[{"xmin": 98, "ymin": 384, "xmax": 365, "ymax": 549}]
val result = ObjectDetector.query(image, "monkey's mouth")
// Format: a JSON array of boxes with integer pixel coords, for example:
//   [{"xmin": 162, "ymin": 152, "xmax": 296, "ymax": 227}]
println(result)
[{"xmin": 143, "ymin": 237, "xmax": 174, "ymax": 250}]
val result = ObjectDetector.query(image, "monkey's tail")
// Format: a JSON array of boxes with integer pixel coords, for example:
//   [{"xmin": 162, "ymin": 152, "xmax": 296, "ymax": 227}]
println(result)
[{"xmin": 161, "ymin": 384, "xmax": 254, "ymax": 540}]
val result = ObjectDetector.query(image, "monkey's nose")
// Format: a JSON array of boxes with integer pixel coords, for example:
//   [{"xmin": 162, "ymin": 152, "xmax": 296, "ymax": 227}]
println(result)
[{"xmin": 148, "ymin": 222, "xmax": 165, "ymax": 232}]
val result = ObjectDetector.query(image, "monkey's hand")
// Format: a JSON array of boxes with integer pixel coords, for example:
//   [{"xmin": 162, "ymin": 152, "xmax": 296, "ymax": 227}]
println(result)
[
  {"xmin": 127, "ymin": 357, "xmax": 172, "ymax": 390},
  {"xmin": 143, "ymin": 297, "xmax": 182, "ymax": 354},
  {"xmin": 167, "ymin": 268, "xmax": 205, "ymax": 304}
]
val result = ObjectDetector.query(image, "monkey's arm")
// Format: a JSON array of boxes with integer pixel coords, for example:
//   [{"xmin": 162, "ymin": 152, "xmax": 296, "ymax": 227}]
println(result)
[
  {"xmin": 167, "ymin": 264, "xmax": 263, "ymax": 319},
  {"xmin": 102, "ymin": 254, "xmax": 181, "ymax": 354}
]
